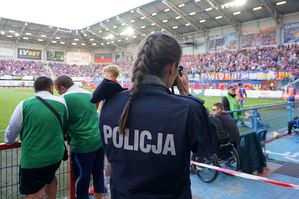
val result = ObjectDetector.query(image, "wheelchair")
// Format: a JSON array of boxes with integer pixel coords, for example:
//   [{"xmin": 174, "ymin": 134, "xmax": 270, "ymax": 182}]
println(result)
[{"xmin": 191, "ymin": 131, "xmax": 240, "ymax": 183}]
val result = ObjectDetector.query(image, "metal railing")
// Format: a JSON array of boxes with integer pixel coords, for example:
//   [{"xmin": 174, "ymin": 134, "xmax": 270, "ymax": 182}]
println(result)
[
  {"xmin": 228, "ymin": 102, "xmax": 299, "ymax": 134},
  {"xmin": 1, "ymin": 102, "xmax": 297, "ymax": 198},
  {"xmin": 0, "ymin": 142, "xmax": 75, "ymax": 199}
]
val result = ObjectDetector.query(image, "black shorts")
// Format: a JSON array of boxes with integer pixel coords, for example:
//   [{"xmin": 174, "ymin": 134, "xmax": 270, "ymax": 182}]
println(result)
[{"xmin": 19, "ymin": 161, "xmax": 61, "ymax": 195}]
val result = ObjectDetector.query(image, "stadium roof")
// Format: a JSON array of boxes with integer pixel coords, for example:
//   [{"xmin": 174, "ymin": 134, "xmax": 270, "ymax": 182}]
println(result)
[
  {"xmin": 0, "ymin": 0, "xmax": 154, "ymax": 30},
  {"xmin": 0, "ymin": 0, "xmax": 298, "ymax": 49}
]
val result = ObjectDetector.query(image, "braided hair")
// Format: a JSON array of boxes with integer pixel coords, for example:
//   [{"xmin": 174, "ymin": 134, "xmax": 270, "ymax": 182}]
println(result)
[{"xmin": 118, "ymin": 32, "xmax": 182, "ymax": 133}]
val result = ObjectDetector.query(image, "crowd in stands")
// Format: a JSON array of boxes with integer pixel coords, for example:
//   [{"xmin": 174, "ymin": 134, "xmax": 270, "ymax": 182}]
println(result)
[
  {"xmin": 0, "ymin": 44, "xmax": 298, "ymax": 79},
  {"xmin": 181, "ymin": 44, "xmax": 299, "ymax": 74},
  {"xmin": 0, "ymin": 59, "xmax": 49, "ymax": 77},
  {"xmin": 48, "ymin": 62, "xmax": 104, "ymax": 78}
]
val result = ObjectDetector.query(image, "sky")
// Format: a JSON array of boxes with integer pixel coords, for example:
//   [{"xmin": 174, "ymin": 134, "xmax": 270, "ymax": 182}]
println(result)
[{"xmin": 0, "ymin": 0, "xmax": 154, "ymax": 29}]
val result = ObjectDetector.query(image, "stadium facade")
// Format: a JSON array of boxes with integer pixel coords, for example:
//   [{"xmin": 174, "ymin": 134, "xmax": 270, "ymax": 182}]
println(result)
[{"xmin": 0, "ymin": 0, "xmax": 298, "ymax": 64}]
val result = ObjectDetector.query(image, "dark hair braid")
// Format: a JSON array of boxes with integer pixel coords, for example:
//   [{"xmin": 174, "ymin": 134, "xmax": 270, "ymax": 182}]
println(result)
[
  {"xmin": 118, "ymin": 36, "xmax": 153, "ymax": 134},
  {"xmin": 118, "ymin": 32, "xmax": 181, "ymax": 134},
  {"xmin": 131, "ymin": 36, "xmax": 153, "ymax": 95}
]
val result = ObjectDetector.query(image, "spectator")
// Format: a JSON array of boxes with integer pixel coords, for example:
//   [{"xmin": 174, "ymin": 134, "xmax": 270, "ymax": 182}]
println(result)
[
  {"xmin": 54, "ymin": 75, "xmax": 104, "ymax": 199},
  {"xmin": 99, "ymin": 32, "xmax": 218, "ymax": 199},
  {"xmin": 5, "ymin": 76, "xmax": 67, "ymax": 198},
  {"xmin": 90, "ymin": 64, "xmax": 126, "ymax": 194},
  {"xmin": 287, "ymin": 84, "xmax": 296, "ymax": 106},
  {"xmin": 212, "ymin": 103, "xmax": 240, "ymax": 148},
  {"xmin": 222, "ymin": 86, "xmax": 242, "ymax": 122},
  {"xmin": 237, "ymin": 83, "xmax": 247, "ymax": 107},
  {"xmin": 90, "ymin": 64, "xmax": 126, "ymax": 106}
]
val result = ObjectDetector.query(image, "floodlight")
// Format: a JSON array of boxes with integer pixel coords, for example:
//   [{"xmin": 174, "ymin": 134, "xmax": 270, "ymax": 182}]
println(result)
[
  {"xmin": 276, "ymin": 1, "xmax": 286, "ymax": 5},
  {"xmin": 253, "ymin": 6, "xmax": 262, "ymax": 11},
  {"xmin": 105, "ymin": 34, "xmax": 114, "ymax": 40},
  {"xmin": 120, "ymin": 27, "xmax": 134, "ymax": 36}
]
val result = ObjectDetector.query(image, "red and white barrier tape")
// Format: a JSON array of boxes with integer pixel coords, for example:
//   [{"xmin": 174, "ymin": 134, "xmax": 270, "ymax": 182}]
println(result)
[{"xmin": 191, "ymin": 160, "xmax": 299, "ymax": 190}]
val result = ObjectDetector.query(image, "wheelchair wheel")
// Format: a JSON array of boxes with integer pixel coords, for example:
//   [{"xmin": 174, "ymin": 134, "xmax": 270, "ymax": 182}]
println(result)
[
  {"xmin": 218, "ymin": 146, "xmax": 240, "ymax": 171},
  {"xmin": 191, "ymin": 153, "xmax": 219, "ymax": 183}
]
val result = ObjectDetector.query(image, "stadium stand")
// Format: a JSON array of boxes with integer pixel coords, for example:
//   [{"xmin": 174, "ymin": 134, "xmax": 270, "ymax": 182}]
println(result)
[
  {"xmin": 0, "ymin": 59, "xmax": 49, "ymax": 77},
  {"xmin": 48, "ymin": 62, "xmax": 104, "ymax": 78},
  {"xmin": 0, "ymin": 44, "xmax": 298, "ymax": 81},
  {"xmin": 181, "ymin": 44, "xmax": 299, "ymax": 73}
]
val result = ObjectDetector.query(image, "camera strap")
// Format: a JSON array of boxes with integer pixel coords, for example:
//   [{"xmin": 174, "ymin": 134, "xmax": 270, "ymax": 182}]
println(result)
[
  {"xmin": 36, "ymin": 96, "xmax": 68, "ymax": 160},
  {"xmin": 36, "ymin": 96, "xmax": 64, "ymax": 132}
]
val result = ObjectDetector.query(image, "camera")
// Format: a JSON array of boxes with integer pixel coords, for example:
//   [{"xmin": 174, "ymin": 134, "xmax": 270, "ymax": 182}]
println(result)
[
  {"xmin": 178, "ymin": 65, "xmax": 184, "ymax": 77},
  {"xmin": 172, "ymin": 65, "xmax": 184, "ymax": 88}
]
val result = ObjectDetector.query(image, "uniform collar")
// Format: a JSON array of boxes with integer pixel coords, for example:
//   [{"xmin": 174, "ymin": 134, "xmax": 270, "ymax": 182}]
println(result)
[
  {"xmin": 66, "ymin": 84, "xmax": 79, "ymax": 93},
  {"xmin": 35, "ymin": 91, "xmax": 53, "ymax": 97},
  {"xmin": 63, "ymin": 84, "xmax": 90, "ymax": 96},
  {"xmin": 142, "ymin": 75, "xmax": 167, "ymax": 88},
  {"xmin": 141, "ymin": 75, "xmax": 173, "ymax": 95}
]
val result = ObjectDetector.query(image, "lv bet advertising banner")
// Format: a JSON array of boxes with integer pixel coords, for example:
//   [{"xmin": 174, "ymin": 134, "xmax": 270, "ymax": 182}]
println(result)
[
  {"xmin": 47, "ymin": 51, "xmax": 64, "ymax": 62},
  {"xmin": 17, "ymin": 48, "xmax": 42, "ymax": 60}
]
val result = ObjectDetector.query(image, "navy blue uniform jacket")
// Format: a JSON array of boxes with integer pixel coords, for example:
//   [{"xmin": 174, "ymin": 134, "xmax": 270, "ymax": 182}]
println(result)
[
  {"xmin": 90, "ymin": 78, "xmax": 126, "ymax": 103},
  {"xmin": 100, "ymin": 84, "xmax": 215, "ymax": 199}
]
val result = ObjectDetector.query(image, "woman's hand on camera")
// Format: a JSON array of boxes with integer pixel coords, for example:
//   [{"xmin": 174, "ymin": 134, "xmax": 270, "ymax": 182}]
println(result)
[{"xmin": 176, "ymin": 73, "xmax": 190, "ymax": 96}]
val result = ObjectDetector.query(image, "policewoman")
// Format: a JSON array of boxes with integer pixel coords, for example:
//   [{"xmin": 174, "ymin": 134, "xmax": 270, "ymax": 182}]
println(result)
[{"xmin": 100, "ymin": 32, "xmax": 215, "ymax": 199}]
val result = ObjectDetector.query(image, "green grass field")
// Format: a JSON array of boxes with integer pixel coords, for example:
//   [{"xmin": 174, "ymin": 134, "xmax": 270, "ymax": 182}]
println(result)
[{"xmin": 0, "ymin": 88, "xmax": 285, "ymax": 143}]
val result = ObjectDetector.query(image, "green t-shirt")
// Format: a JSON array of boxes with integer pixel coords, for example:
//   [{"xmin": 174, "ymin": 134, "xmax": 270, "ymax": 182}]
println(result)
[
  {"xmin": 20, "ymin": 97, "xmax": 67, "ymax": 168},
  {"xmin": 63, "ymin": 86, "xmax": 102, "ymax": 153}
]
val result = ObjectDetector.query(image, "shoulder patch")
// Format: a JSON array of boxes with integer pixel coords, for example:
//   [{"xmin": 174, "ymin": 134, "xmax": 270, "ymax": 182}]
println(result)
[{"xmin": 176, "ymin": 94, "xmax": 205, "ymax": 104}]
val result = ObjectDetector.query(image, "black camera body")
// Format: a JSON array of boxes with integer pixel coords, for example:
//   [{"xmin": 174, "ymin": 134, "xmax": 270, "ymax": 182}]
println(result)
[
  {"xmin": 178, "ymin": 65, "xmax": 184, "ymax": 77},
  {"xmin": 172, "ymin": 65, "xmax": 184, "ymax": 88}
]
